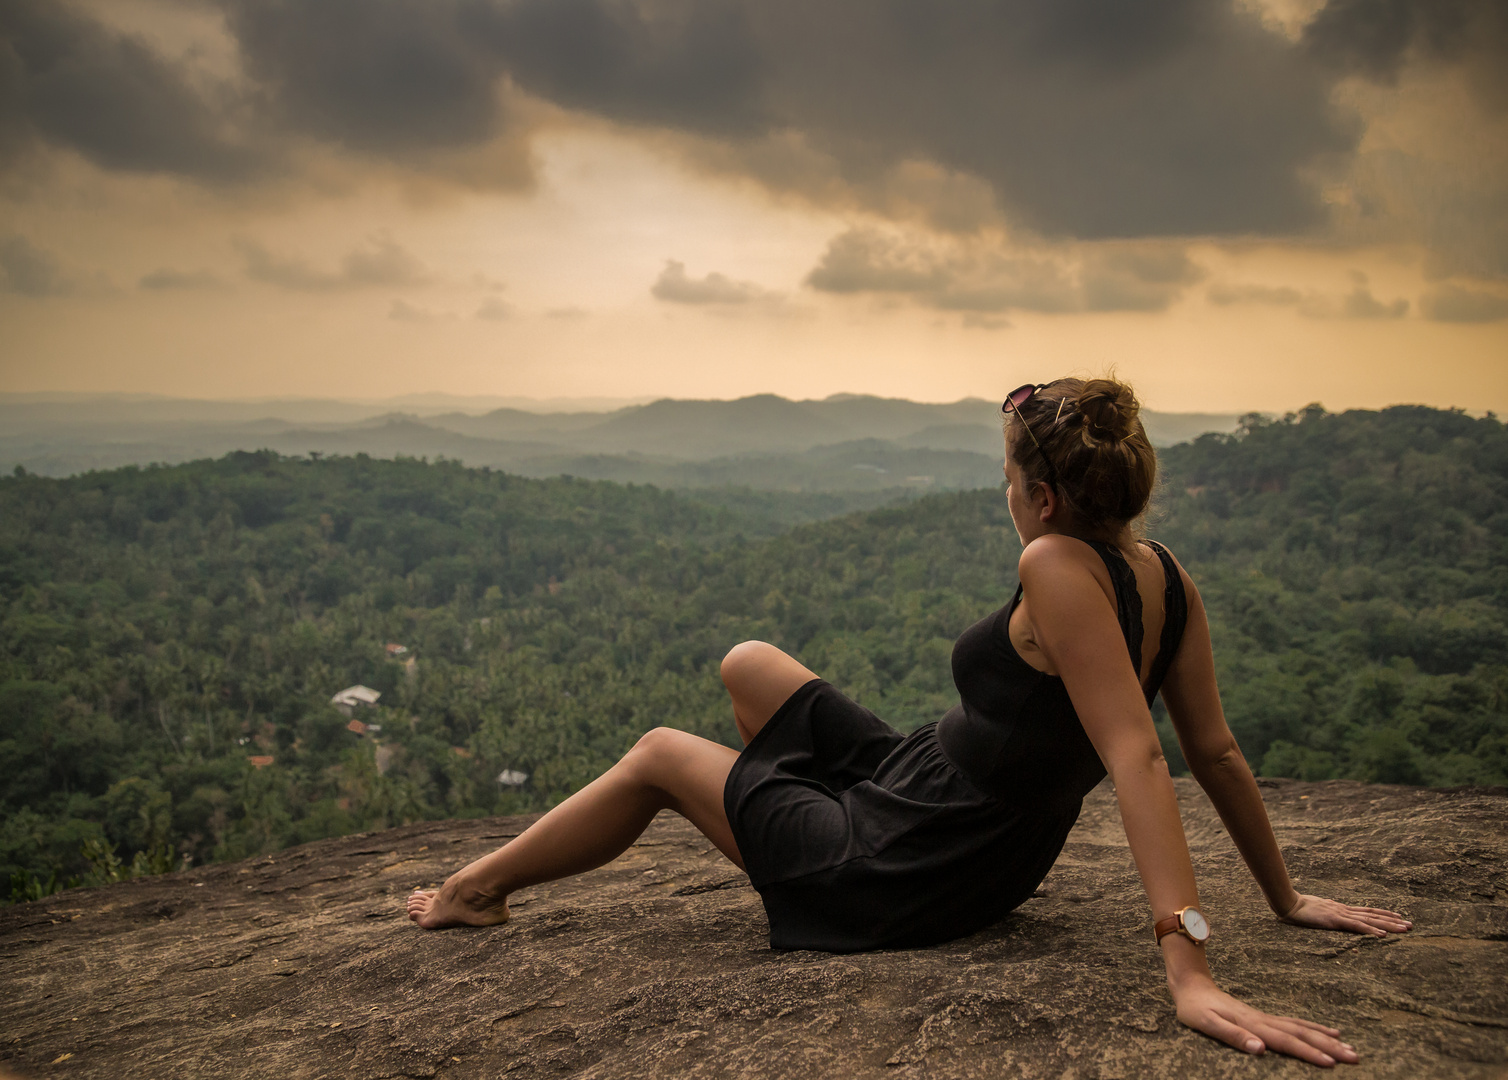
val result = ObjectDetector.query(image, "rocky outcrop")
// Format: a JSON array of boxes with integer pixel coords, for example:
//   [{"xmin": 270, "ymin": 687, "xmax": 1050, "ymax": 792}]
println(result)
[{"xmin": 2, "ymin": 778, "xmax": 1504, "ymax": 1079}]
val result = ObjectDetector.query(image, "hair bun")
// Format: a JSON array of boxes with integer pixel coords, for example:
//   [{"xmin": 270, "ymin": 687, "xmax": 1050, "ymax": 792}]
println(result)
[{"xmin": 1073, "ymin": 379, "xmax": 1138, "ymax": 444}]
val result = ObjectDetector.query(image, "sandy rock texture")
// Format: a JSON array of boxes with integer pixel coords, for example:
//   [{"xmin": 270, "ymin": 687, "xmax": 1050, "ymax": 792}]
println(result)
[{"xmin": 2, "ymin": 777, "xmax": 1505, "ymax": 1080}]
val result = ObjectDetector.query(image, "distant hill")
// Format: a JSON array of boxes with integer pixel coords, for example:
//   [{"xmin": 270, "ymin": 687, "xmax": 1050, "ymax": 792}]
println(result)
[{"xmin": 0, "ymin": 392, "xmax": 1239, "ymax": 484}]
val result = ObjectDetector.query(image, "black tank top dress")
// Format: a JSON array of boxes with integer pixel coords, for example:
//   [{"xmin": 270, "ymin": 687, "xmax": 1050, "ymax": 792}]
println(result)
[{"xmin": 722, "ymin": 538, "xmax": 1189, "ymax": 952}]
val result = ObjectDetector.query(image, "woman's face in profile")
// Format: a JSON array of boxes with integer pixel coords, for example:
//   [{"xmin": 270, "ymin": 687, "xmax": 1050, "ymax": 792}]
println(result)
[{"xmin": 1004, "ymin": 453, "xmax": 1043, "ymax": 547}]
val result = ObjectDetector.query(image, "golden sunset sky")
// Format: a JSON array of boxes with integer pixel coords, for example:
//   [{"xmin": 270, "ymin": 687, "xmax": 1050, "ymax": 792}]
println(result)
[{"xmin": 1, "ymin": 0, "xmax": 1505, "ymax": 413}]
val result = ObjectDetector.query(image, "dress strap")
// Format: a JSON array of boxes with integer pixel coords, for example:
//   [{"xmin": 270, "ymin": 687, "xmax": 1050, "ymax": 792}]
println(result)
[
  {"xmin": 1080, "ymin": 539, "xmax": 1144, "ymax": 677},
  {"xmin": 1139, "ymin": 540, "xmax": 1189, "ymax": 699}
]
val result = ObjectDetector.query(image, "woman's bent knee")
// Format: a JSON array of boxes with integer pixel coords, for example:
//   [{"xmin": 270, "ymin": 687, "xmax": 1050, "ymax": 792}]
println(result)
[
  {"xmin": 623, "ymin": 727, "xmax": 729, "ymax": 794},
  {"xmin": 630, "ymin": 725, "xmax": 685, "ymax": 762},
  {"xmin": 626, "ymin": 726, "xmax": 706, "ymax": 780},
  {"xmin": 720, "ymin": 640, "xmax": 782, "ymax": 691}
]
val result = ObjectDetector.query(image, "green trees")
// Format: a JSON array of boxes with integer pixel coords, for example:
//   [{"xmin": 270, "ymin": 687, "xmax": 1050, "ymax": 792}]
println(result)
[
  {"xmin": 1156, "ymin": 405, "xmax": 1507, "ymax": 786},
  {"xmin": 1, "ymin": 405, "xmax": 1504, "ymax": 901}
]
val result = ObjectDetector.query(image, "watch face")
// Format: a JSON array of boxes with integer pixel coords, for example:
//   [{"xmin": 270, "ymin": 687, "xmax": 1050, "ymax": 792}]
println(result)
[{"xmin": 1182, "ymin": 908, "xmax": 1210, "ymax": 941}]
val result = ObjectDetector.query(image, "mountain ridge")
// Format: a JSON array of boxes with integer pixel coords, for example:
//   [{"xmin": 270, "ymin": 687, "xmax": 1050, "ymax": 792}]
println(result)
[{"xmin": 0, "ymin": 392, "xmax": 1239, "ymax": 480}]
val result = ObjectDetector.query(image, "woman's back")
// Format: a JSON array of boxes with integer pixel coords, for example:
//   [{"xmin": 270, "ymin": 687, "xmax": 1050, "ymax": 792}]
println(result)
[{"xmin": 937, "ymin": 536, "xmax": 1189, "ymax": 812}]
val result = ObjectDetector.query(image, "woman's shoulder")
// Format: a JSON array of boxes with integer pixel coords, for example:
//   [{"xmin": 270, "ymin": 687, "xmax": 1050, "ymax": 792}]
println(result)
[
  {"xmin": 1016, "ymin": 535, "xmax": 1112, "ymax": 592},
  {"xmin": 1020, "ymin": 534, "xmax": 1200, "ymax": 593}
]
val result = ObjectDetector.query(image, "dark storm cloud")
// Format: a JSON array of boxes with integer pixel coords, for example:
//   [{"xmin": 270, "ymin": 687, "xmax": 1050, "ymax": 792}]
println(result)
[
  {"xmin": 470, "ymin": 0, "xmax": 766, "ymax": 139},
  {"xmin": 1304, "ymin": 0, "xmax": 1508, "ymax": 107},
  {"xmin": 220, "ymin": 0, "xmax": 513, "ymax": 154},
  {"xmin": 237, "ymin": 236, "xmax": 429, "ymax": 291},
  {"xmin": 471, "ymin": 0, "xmax": 1354, "ymax": 239},
  {"xmin": 0, "ymin": 0, "xmax": 264, "ymax": 181},
  {"xmin": 3, "ymin": 0, "xmax": 1501, "ymax": 255},
  {"xmin": 1, "ymin": 0, "xmax": 1358, "ymax": 238}
]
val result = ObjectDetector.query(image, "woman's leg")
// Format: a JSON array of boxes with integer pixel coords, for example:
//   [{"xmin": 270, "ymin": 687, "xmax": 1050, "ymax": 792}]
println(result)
[
  {"xmin": 407, "ymin": 727, "xmax": 741, "ymax": 929},
  {"xmin": 720, "ymin": 640, "xmax": 819, "ymax": 746}
]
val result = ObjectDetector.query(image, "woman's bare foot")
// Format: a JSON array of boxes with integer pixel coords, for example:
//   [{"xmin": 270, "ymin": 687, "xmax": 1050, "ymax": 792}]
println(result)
[{"xmin": 406, "ymin": 874, "xmax": 511, "ymax": 929}]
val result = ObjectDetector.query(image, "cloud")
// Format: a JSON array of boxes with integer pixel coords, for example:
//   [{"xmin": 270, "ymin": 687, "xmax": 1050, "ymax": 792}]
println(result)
[
  {"xmin": 0, "ymin": 233, "xmax": 74, "ymax": 296},
  {"xmin": 237, "ymin": 235, "xmax": 429, "ymax": 291},
  {"xmin": 485, "ymin": 0, "xmax": 1356, "ymax": 239},
  {"xmin": 1079, "ymin": 249, "xmax": 1206, "ymax": 312},
  {"xmin": 1207, "ymin": 282, "xmax": 1307, "ymax": 305},
  {"xmin": 1206, "ymin": 272, "xmax": 1410, "ymax": 318},
  {"xmin": 0, "ymin": 0, "xmax": 1358, "ymax": 240},
  {"xmin": 651, "ymin": 260, "xmax": 775, "ymax": 304},
  {"xmin": 1303, "ymin": 0, "xmax": 1508, "ymax": 109},
  {"xmin": 223, "ymin": 0, "xmax": 517, "ymax": 155},
  {"xmin": 1418, "ymin": 283, "xmax": 1508, "ymax": 322},
  {"xmin": 139, "ymin": 268, "xmax": 225, "ymax": 291},
  {"xmin": 806, "ymin": 230, "xmax": 949, "ymax": 296},
  {"xmin": 475, "ymin": 295, "xmax": 511, "ymax": 320},
  {"xmin": 388, "ymin": 298, "xmax": 444, "ymax": 323},
  {"xmin": 341, "ymin": 237, "xmax": 429, "ymax": 286},
  {"xmin": 545, "ymin": 306, "xmax": 590, "ymax": 321},
  {"xmin": 805, "ymin": 228, "xmax": 1200, "ymax": 315},
  {"xmin": 0, "ymin": 0, "xmax": 268, "ymax": 182},
  {"xmin": 1336, "ymin": 278, "xmax": 1409, "ymax": 318},
  {"xmin": 2, "ymin": 0, "xmax": 1503, "ymax": 276}
]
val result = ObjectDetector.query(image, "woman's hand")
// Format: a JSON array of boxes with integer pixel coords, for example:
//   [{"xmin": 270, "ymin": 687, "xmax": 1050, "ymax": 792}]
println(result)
[
  {"xmin": 1173, "ymin": 977, "xmax": 1358, "ymax": 1067},
  {"xmin": 1280, "ymin": 893, "xmax": 1412, "ymax": 937}
]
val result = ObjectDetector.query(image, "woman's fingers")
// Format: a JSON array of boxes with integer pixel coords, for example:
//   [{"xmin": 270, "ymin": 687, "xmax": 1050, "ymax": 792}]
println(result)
[
  {"xmin": 1213, "ymin": 1000, "xmax": 1360, "ymax": 1068},
  {"xmin": 1255, "ymin": 1024, "xmax": 1338, "ymax": 1067},
  {"xmin": 1193, "ymin": 1008, "xmax": 1266, "ymax": 1055},
  {"xmin": 1177, "ymin": 983, "xmax": 1360, "ymax": 1067},
  {"xmin": 1344, "ymin": 908, "xmax": 1411, "ymax": 934},
  {"xmin": 1290, "ymin": 895, "xmax": 1413, "ymax": 936},
  {"xmin": 1282, "ymin": 1017, "xmax": 1342, "ymax": 1036},
  {"xmin": 1243, "ymin": 1012, "xmax": 1356, "ymax": 1067},
  {"xmin": 1266, "ymin": 1016, "xmax": 1358, "ymax": 1060},
  {"xmin": 1347, "ymin": 904, "xmax": 1410, "ymax": 922}
]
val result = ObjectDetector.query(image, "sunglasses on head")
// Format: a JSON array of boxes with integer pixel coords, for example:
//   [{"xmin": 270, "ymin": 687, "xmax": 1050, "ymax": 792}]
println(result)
[{"xmin": 1002, "ymin": 382, "xmax": 1060, "ymax": 490}]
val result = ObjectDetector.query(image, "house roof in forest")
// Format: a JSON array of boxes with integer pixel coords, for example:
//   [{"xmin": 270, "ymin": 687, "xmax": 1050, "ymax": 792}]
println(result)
[{"xmin": 330, "ymin": 685, "xmax": 381, "ymax": 708}]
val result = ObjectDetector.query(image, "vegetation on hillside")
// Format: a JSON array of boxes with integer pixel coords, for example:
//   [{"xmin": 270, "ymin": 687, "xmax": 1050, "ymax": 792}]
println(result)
[{"xmin": 2, "ymin": 404, "xmax": 1504, "ymax": 900}]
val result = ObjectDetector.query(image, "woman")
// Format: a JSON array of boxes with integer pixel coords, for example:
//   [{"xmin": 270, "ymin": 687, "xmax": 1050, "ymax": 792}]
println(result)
[{"xmin": 408, "ymin": 376, "xmax": 1411, "ymax": 1067}]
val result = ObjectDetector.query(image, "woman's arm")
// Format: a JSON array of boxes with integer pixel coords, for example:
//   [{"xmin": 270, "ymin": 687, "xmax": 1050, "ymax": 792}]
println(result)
[
  {"xmin": 1159, "ymin": 569, "xmax": 1413, "ymax": 937},
  {"xmin": 1019, "ymin": 538, "xmax": 1358, "ymax": 1067}
]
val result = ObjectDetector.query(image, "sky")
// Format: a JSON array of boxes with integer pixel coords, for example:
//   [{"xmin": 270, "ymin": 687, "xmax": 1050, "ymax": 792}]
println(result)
[{"xmin": 1, "ymin": 0, "xmax": 1506, "ymax": 414}]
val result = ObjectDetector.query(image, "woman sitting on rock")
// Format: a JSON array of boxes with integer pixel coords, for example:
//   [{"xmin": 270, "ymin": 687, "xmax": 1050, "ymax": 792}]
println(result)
[{"xmin": 408, "ymin": 376, "xmax": 1411, "ymax": 1067}]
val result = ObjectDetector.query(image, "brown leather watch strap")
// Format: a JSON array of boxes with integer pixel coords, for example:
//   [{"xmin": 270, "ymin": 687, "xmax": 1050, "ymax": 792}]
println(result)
[{"xmin": 1153, "ymin": 914, "xmax": 1181, "ymax": 944}]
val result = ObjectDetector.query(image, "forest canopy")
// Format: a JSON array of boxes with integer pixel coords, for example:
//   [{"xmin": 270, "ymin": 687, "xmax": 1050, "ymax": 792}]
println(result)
[{"xmin": 2, "ymin": 404, "xmax": 1505, "ymax": 900}]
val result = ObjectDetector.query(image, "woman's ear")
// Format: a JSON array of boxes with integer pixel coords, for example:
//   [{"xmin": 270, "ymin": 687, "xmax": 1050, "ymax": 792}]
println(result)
[{"xmin": 1038, "ymin": 482, "xmax": 1060, "ymax": 523}]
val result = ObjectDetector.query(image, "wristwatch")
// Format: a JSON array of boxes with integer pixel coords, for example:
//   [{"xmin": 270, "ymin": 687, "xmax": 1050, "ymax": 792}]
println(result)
[{"xmin": 1154, "ymin": 906, "xmax": 1211, "ymax": 945}]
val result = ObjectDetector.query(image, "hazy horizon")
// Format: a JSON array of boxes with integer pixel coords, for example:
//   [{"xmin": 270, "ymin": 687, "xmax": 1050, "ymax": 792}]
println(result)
[
  {"xmin": 0, "ymin": 388, "xmax": 1487, "ymax": 419},
  {"xmin": 0, "ymin": 387, "xmax": 1252, "ymax": 482}
]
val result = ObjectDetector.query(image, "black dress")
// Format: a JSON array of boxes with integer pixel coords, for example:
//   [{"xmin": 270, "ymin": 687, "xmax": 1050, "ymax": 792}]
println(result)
[{"xmin": 723, "ymin": 538, "xmax": 1189, "ymax": 952}]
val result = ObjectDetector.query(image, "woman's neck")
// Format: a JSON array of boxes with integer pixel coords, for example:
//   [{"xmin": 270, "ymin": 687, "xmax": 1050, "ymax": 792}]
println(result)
[{"xmin": 1040, "ymin": 517, "xmax": 1136, "ymax": 550}]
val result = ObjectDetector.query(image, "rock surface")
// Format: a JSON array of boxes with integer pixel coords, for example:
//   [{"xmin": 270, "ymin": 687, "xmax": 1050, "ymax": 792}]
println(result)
[{"xmin": 2, "ymin": 777, "xmax": 1505, "ymax": 1080}]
